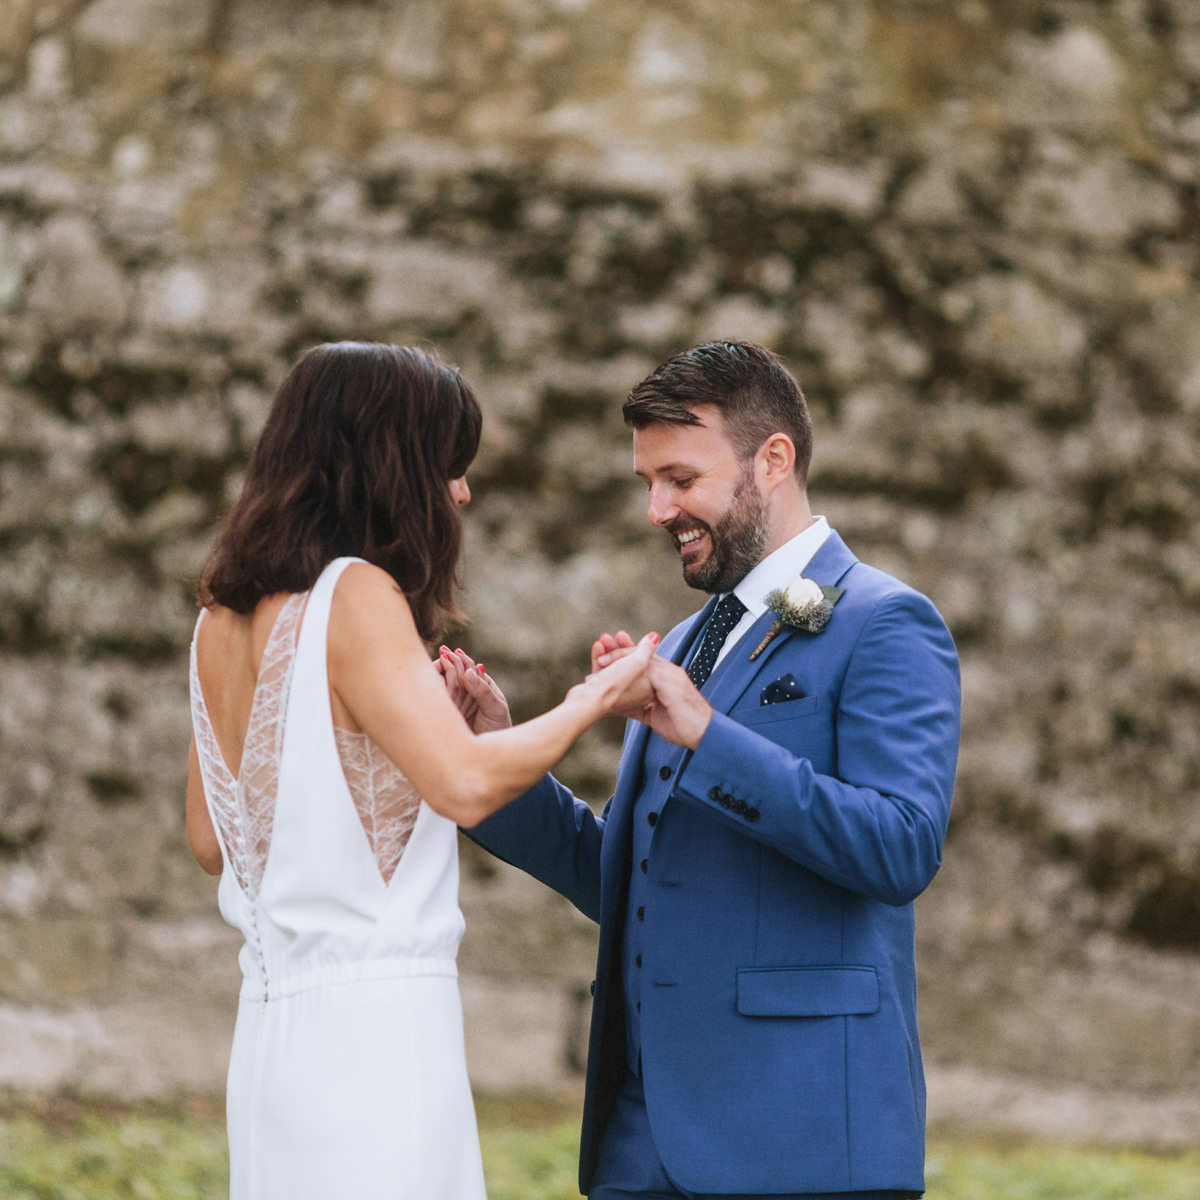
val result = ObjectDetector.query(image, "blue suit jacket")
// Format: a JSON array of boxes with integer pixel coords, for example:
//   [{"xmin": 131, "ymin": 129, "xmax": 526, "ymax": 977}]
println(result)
[{"xmin": 469, "ymin": 532, "xmax": 961, "ymax": 1196}]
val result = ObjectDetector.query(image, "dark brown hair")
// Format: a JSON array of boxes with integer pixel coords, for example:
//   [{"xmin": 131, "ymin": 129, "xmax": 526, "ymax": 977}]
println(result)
[
  {"xmin": 622, "ymin": 340, "xmax": 813, "ymax": 481},
  {"xmin": 198, "ymin": 341, "xmax": 481, "ymax": 640}
]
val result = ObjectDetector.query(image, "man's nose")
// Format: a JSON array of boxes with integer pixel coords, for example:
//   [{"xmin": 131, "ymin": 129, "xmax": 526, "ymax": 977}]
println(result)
[{"xmin": 646, "ymin": 484, "xmax": 677, "ymax": 526}]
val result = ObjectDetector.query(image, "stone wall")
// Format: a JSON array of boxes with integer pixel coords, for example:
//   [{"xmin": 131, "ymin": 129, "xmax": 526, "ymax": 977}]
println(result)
[{"xmin": 2, "ymin": 0, "xmax": 1199, "ymax": 1142}]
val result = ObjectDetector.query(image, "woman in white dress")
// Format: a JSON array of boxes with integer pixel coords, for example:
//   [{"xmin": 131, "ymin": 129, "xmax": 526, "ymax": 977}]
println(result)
[{"xmin": 185, "ymin": 342, "xmax": 656, "ymax": 1199}]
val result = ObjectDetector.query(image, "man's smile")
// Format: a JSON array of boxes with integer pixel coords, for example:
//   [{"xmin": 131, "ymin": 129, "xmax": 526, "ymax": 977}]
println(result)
[{"xmin": 672, "ymin": 526, "xmax": 709, "ymax": 557}]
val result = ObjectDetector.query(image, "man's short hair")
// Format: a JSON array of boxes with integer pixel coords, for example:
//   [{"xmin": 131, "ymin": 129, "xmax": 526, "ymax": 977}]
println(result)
[{"xmin": 622, "ymin": 341, "xmax": 813, "ymax": 481}]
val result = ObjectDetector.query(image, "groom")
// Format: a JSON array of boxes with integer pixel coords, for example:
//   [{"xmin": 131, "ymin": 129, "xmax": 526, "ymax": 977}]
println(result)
[{"xmin": 467, "ymin": 341, "xmax": 961, "ymax": 1199}]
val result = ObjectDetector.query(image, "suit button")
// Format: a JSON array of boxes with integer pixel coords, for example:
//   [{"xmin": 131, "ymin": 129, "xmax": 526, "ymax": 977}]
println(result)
[
  {"xmin": 640, "ymin": 858, "xmax": 648, "ymax": 873},
  {"xmin": 659, "ymin": 766, "xmax": 671, "ymax": 780},
  {"xmin": 637, "ymin": 906, "xmax": 645, "ymax": 920},
  {"xmin": 635, "ymin": 954, "xmax": 642, "ymax": 967},
  {"xmin": 647, "ymin": 812, "xmax": 658, "ymax": 827}
]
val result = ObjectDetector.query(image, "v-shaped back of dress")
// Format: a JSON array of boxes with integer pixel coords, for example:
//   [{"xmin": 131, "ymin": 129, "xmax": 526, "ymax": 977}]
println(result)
[
  {"xmin": 189, "ymin": 557, "xmax": 465, "ymax": 1002},
  {"xmin": 190, "ymin": 590, "xmax": 305, "ymax": 903}
]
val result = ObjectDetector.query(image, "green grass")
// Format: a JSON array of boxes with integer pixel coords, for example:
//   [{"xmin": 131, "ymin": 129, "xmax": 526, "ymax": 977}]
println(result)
[
  {"xmin": 922, "ymin": 1138, "xmax": 1200, "ymax": 1200},
  {"xmin": 0, "ymin": 1098, "xmax": 227, "ymax": 1200},
  {"xmin": 1, "ymin": 1095, "xmax": 1197, "ymax": 1199}
]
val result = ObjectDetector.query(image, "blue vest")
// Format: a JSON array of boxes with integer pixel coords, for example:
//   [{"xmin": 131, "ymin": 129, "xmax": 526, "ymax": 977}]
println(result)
[
  {"xmin": 621, "ymin": 613, "xmax": 731, "ymax": 1071},
  {"xmin": 620, "ymin": 727, "xmax": 681, "ymax": 1072}
]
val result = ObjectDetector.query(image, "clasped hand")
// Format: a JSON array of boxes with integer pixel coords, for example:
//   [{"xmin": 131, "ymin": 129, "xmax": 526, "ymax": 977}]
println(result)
[
  {"xmin": 592, "ymin": 630, "xmax": 713, "ymax": 749},
  {"xmin": 435, "ymin": 632, "xmax": 713, "ymax": 750}
]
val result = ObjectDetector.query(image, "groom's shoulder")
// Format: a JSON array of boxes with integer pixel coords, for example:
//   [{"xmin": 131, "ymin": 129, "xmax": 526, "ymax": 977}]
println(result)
[
  {"xmin": 839, "ymin": 554, "xmax": 953, "ymax": 643},
  {"xmin": 842, "ymin": 556, "xmax": 920, "ymax": 603}
]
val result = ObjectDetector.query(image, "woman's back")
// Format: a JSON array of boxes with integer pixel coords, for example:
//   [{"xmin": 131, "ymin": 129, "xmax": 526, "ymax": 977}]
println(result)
[
  {"xmin": 189, "ymin": 558, "xmax": 484, "ymax": 1199},
  {"xmin": 189, "ymin": 557, "xmax": 468, "ymax": 994},
  {"xmin": 191, "ymin": 593, "xmax": 289, "ymax": 783}
]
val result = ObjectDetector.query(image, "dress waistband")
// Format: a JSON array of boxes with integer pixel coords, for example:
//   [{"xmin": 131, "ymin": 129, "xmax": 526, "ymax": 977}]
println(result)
[{"xmin": 240, "ymin": 954, "xmax": 459, "ymax": 1001}]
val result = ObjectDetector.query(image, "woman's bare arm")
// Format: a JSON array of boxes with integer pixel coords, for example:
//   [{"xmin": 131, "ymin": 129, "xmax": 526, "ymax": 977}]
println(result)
[
  {"xmin": 186, "ymin": 736, "xmax": 223, "ymax": 875},
  {"xmin": 328, "ymin": 562, "xmax": 654, "ymax": 827}
]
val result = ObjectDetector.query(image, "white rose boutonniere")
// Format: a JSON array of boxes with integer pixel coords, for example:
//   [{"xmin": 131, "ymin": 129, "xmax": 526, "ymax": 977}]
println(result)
[{"xmin": 748, "ymin": 575, "xmax": 845, "ymax": 661}]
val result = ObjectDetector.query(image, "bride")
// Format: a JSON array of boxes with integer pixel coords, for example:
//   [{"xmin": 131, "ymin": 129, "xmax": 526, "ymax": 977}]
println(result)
[{"xmin": 185, "ymin": 341, "xmax": 656, "ymax": 1199}]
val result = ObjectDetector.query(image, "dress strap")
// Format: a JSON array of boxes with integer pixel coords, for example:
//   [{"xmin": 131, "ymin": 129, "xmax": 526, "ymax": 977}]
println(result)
[
  {"xmin": 295, "ymin": 557, "xmax": 367, "ymax": 652},
  {"xmin": 288, "ymin": 558, "xmax": 427, "ymax": 887}
]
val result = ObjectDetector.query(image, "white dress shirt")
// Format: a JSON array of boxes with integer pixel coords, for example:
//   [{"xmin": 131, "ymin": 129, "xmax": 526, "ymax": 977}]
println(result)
[{"xmin": 710, "ymin": 515, "xmax": 831, "ymax": 671}]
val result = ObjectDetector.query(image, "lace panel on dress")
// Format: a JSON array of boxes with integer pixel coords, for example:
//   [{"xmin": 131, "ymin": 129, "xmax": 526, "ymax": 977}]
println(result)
[
  {"xmin": 334, "ymin": 728, "xmax": 422, "ymax": 885},
  {"xmin": 189, "ymin": 593, "xmax": 306, "ymax": 901}
]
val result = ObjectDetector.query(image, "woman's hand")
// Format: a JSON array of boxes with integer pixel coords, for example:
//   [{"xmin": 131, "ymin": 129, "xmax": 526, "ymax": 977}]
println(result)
[
  {"xmin": 591, "ymin": 629, "xmax": 636, "ymax": 673},
  {"xmin": 435, "ymin": 646, "xmax": 512, "ymax": 732},
  {"xmin": 573, "ymin": 631, "xmax": 659, "ymax": 717}
]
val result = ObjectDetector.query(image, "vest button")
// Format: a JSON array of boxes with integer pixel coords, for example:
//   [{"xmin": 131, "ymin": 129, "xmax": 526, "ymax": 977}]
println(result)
[
  {"xmin": 635, "ymin": 953, "xmax": 642, "ymax": 967},
  {"xmin": 659, "ymin": 765, "xmax": 671, "ymax": 780},
  {"xmin": 647, "ymin": 811, "xmax": 658, "ymax": 827},
  {"xmin": 640, "ymin": 858, "xmax": 648, "ymax": 873},
  {"xmin": 637, "ymin": 906, "xmax": 645, "ymax": 920}
]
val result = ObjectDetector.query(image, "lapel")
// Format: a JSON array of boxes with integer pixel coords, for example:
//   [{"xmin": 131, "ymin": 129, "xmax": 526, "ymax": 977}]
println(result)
[
  {"xmin": 669, "ymin": 594, "xmax": 718, "ymax": 666},
  {"xmin": 703, "ymin": 530, "xmax": 859, "ymax": 715}
]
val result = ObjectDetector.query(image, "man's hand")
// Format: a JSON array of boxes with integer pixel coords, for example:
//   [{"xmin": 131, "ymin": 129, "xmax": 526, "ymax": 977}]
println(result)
[
  {"xmin": 435, "ymin": 646, "xmax": 513, "ymax": 733},
  {"xmin": 638, "ymin": 655, "xmax": 714, "ymax": 749}
]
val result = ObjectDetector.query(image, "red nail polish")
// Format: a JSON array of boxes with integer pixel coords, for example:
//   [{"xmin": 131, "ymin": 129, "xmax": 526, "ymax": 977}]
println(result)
[
  {"xmin": 650, "ymin": 632, "xmax": 660, "ymax": 644},
  {"xmin": 477, "ymin": 664, "xmax": 486, "ymax": 674}
]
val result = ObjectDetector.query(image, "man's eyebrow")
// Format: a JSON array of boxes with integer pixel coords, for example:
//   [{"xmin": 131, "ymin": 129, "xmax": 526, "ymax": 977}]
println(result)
[{"xmin": 633, "ymin": 461, "xmax": 694, "ymax": 479}]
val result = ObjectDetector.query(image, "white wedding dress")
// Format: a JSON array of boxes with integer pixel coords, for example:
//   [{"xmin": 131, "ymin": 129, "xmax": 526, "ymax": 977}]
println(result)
[{"xmin": 189, "ymin": 557, "xmax": 487, "ymax": 1199}]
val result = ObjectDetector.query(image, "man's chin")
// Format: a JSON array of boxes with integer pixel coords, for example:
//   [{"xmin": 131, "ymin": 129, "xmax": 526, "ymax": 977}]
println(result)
[{"xmin": 682, "ymin": 562, "xmax": 720, "ymax": 593}]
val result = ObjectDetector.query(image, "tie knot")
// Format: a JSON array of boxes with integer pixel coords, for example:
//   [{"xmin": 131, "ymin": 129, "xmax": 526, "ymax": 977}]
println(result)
[{"xmin": 712, "ymin": 592, "xmax": 746, "ymax": 628}]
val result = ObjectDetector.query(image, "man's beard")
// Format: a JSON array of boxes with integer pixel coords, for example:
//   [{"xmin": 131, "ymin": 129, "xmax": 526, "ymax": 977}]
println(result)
[{"xmin": 670, "ymin": 465, "xmax": 769, "ymax": 594}]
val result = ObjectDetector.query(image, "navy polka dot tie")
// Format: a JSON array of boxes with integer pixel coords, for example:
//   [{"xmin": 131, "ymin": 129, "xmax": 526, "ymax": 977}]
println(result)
[{"xmin": 686, "ymin": 593, "xmax": 748, "ymax": 688}]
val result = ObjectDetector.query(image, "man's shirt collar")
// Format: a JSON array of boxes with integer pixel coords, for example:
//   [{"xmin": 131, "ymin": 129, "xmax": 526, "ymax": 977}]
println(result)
[{"xmin": 731, "ymin": 516, "xmax": 831, "ymax": 619}]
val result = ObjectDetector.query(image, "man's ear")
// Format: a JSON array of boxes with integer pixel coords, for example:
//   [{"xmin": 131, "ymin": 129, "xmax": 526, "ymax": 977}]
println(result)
[{"xmin": 758, "ymin": 432, "xmax": 796, "ymax": 488}]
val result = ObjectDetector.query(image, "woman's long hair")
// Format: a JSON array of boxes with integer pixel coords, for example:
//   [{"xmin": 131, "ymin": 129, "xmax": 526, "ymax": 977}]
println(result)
[{"xmin": 198, "ymin": 342, "xmax": 482, "ymax": 641}]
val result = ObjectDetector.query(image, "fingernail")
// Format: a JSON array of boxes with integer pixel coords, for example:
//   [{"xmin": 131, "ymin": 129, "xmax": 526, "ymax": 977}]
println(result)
[
  {"xmin": 649, "ymin": 632, "xmax": 660, "ymax": 644},
  {"xmin": 477, "ymin": 664, "xmax": 486, "ymax": 674},
  {"xmin": 440, "ymin": 645, "xmax": 450, "ymax": 653}
]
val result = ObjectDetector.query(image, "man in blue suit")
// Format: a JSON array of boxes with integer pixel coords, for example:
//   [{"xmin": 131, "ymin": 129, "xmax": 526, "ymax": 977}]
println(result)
[{"xmin": 463, "ymin": 341, "xmax": 961, "ymax": 1199}]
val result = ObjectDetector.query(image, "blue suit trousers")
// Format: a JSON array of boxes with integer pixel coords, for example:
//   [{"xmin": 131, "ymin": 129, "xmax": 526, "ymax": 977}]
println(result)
[{"xmin": 591, "ymin": 1069, "xmax": 911, "ymax": 1200}]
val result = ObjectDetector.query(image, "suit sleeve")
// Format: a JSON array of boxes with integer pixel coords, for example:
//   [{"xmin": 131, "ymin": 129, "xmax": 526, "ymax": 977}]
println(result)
[
  {"xmin": 675, "ymin": 589, "xmax": 961, "ymax": 906},
  {"xmin": 462, "ymin": 772, "xmax": 609, "ymax": 922}
]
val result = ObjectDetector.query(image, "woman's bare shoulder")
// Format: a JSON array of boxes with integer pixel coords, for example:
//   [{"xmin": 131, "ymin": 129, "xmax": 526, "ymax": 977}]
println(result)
[
  {"xmin": 195, "ymin": 602, "xmax": 251, "ymax": 655},
  {"xmin": 329, "ymin": 562, "xmax": 419, "ymax": 644},
  {"xmin": 336, "ymin": 559, "xmax": 399, "ymax": 590}
]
